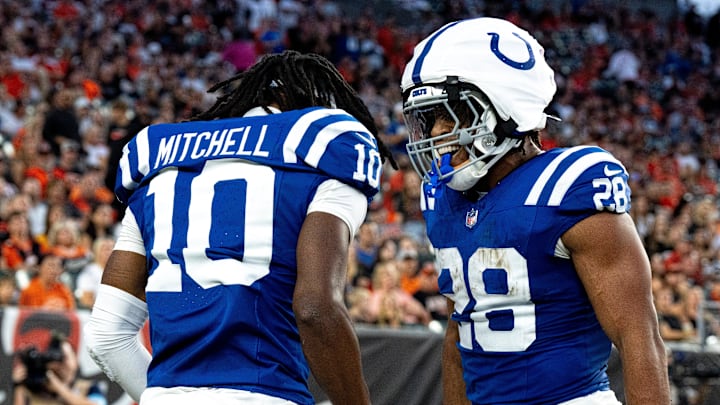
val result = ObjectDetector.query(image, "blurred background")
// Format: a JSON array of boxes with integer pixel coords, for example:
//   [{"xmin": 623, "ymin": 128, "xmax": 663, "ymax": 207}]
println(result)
[{"xmin": 0, "ymin": 0, "xmax": 719, "ymax": 404}]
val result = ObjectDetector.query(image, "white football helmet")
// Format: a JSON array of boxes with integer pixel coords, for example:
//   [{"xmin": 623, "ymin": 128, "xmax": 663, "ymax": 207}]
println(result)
[{"xmin": 401, "ymin": 17, "xmax": 557, "ymax": 191}]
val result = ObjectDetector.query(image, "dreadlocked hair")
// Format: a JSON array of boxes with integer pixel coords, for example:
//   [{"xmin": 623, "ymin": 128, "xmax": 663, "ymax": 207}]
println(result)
[{"xmin": 192, "ymin": 50, "xmax": 397, "ymax": 169}]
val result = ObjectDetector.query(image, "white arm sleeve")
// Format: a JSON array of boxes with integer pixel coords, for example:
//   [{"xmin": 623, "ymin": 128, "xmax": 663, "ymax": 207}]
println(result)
[
  {"xmin": 84, "ymin": 284, "xmax": 151, "ymax": 402},
  {"xmin": 114, "ymin": 208, "xmax": 146, "ymax": 255},
  {"xmin": 307, "ymin": 179, "xmax": 368, "ymax": 242}
]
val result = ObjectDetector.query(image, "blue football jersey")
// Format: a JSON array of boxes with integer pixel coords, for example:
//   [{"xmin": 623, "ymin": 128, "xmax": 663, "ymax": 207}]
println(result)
[
  {"xmin": 422, "ymin": 146, "xmax": 630, "ymax": 404},
  {"xmin": 115, "ymin": 107, "xmax": 382, "ymax": 404}
]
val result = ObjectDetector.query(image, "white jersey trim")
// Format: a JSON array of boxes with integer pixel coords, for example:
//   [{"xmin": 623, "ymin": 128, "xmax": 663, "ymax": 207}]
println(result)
[
  {"xmin": 547, "ymin": 152, "xmax": 624, "ymax": 206},
  {"xmin": 524, "ymin": 146, "xmax": 625, "ymax": 206},
  {"xmin": 524, "ymin": 146, "xmax": 594, "ymax": 206},
  {"xmin": 307, "ymin": 178, "xmax": 367, "ymax": 243},
  {"xmin": 114, "ymin": 209, "xmax": 146, "ymax": 255},
  {"xmin": 141, "ymin": 386, "xmax": 297, "ymax": 405},
  {"xmin": 557, "ymin": 389, "xmax": 621, "ymax": 405}
]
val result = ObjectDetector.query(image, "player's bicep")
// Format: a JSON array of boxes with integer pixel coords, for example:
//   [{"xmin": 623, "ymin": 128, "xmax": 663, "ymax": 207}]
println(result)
[
  {"xmin": 295, "ymin": 211, "xmax": 350, "ymax": 306},
  {"xmin": 102, "ymin": 208, "xmax": 148, "ymax": 301},
  {"xmin": 298, "ymin": 179, "xmax": 366, "ymax": 304},
  {"xmin": 563, "ymin": 212, "xmax": 655, "ymax": 342},
  {"xmin": 101, "ymin": 250, "xmax": 148, "ymax": 302}
]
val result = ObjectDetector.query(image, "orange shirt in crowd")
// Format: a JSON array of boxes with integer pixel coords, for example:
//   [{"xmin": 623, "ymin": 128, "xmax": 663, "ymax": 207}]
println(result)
[
  {"xmin": 19, "ymin": 278, "xmax": 76, "ymax": 311},
  {"xmin": 1, "ymin": 238, "xmax": 47, "ymax": 271}
]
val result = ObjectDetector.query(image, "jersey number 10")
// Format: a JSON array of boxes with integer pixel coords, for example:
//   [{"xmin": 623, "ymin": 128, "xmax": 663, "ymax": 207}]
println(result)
[{"xmin": 145, "ymin": 160, "xmax": 274, "ymax": 292}]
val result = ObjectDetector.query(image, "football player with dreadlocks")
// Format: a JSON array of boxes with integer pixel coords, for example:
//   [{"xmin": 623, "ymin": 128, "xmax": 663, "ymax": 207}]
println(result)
[
  {"xmin": 85, "ymin": 50, "xmax": 395, "ymax": 405},
  {"xmin": 401, "ymin": 18, "xmax": 670, "ymax": 404}
]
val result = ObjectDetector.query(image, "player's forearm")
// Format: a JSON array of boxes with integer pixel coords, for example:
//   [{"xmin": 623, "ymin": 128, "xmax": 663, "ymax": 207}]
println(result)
[
  {"xmin": 618, "ymin": 335, "xmax": 671, "ymax": 405},
  {"xmin": 296, "ymin": 302, "xmax": 370, "ymax": 405},
  {"xmin": 84, "ymin": 285, "xmax": 151, "ymax": 402}
]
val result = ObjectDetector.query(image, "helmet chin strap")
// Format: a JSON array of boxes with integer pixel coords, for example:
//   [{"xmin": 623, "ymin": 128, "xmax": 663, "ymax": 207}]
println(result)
[
  {"xmin": 446, "ymin": 137, "xmax": 522, "ymax": 192},
  {"xmin": 447, "ymin": 160, "xmax": 487, "ymax": 191}
]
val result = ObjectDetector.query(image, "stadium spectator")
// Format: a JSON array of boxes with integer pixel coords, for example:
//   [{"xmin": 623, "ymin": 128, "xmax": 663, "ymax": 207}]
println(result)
[
  {"xmin": 375, "ymin": 237, "xmax": 398, "ymax": 265},
  {"xmin": 12, "ymin": 332, "xmax": 107, "ymax": 405},
  {"xmin": 67, "ymin": 170, "xmax": 114, "ymax": 219},
  {"xmin": 655, "ymin": 285, "xmax": 697, "ymax": 342},
  {"xmin": 80, "ymin": 123, "xmax": 110, "ymax": 173},
  {"xmin": 630, "ymin": 194, "xmax": 656, "ymax": 246},
  {"xmin": 391, "ymin": 168, "xmax": 425, "ymax": 242},
  {"xmin": 42, "ymin": 88, "xmax": 81, "ymax": 158},
  {"xmin": 53, "ymin": 141, "xmax": 85, "ymax": 186},
  {"xmin": 1, "ymin": 211, "xmax": 47, "ymax": 286},
  {"xmin": 664, "ymin": 236, "xmax": 703, "ymax": 284},
  {"xmin": 410, "ymin": 258, "xmax": 446, "ymax": 321},
  {"xmin": 75, "ymin": 236, "xmax": 114, "ymax": 309},
  {"xmin": 348, "ymin": 221, "xmax": 381, "ymax": 286},
  {"xmin": 18, "ymin": 254, "xmax": 75, "ymax": 311},
  {"xmin": 103, "ymin": 99, "xmax": 144, "ymax": 194},
  {"xmin": 42, "ymin": 180, "xmax": 83, "ymax": 235},
  {"xmin": 46, "ymin": 219, "xmax": 91, "ymax": 283},
  {"xmin": 221, "ymin": 28, "xmax": 258, "ymax": 72},
  {"xmin": 0, "ymin": 269, "xmax": 18, "ymax": 306},
  {"xmin": 396, "ymin": 247, "xmax": 422, "ymax": 295},
  {"xmin": 81, "ymin": 203, "xmax": 117, "ymax": 247},
  {"xmin": 361, "ymin": 260, "xmax": 431, "ymax": 328},
  {"xmin": 603, "ymin": 42, "xmax": 642, "ymax": 84},
  {"xmin": 18, "ymin": 177, "xmax": 48, "ymax": 239}
]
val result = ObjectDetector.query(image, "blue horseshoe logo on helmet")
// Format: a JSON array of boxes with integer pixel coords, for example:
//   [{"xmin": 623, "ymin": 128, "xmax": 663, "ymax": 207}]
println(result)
[{"xmin": 488, "ymin": 32, "xmax": 535, "ymax": 70}]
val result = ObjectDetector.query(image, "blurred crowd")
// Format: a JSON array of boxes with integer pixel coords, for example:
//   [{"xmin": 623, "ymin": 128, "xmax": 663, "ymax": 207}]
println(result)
[{"xmin": 0, "ymin": 0, "xmax": 719, "ymax": 346}]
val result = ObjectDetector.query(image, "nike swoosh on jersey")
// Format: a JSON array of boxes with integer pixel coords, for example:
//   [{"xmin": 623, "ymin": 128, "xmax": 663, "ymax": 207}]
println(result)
[{"xmin": 603, "ymin": 165, "xmax": 623, "ymax": 177}]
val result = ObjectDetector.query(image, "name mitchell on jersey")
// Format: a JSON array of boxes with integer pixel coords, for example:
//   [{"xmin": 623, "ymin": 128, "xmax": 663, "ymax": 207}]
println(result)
[{"xmin": 153, "ymin": 124, "xmax": 271, "ymax": 169}]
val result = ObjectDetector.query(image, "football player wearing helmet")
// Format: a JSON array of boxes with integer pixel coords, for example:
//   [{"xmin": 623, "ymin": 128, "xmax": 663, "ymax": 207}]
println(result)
[
  {"xmin": 85, "ymin": 51, "xmax": 396, "ymax": 405},
  {"xmin": 401, "ymin": 17, "xmax": 670, "ymax": 404}
]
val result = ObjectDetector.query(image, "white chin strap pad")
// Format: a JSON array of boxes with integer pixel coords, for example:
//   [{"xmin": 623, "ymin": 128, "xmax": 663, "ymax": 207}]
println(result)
[{"xmin": 447, "ymin": 160, "xmax": 487, "ymax": 191}]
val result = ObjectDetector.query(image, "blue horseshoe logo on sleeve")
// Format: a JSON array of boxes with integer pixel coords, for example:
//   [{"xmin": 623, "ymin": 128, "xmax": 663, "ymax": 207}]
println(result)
[{"xmin": 488, "ymin": 32, "xmax": 535, "ymax": 70}]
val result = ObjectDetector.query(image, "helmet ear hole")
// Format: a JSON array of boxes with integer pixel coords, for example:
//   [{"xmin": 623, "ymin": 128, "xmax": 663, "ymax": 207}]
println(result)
[{"xmin": 472, "ymin": 133, "xmax": 499, "ymax": 155}]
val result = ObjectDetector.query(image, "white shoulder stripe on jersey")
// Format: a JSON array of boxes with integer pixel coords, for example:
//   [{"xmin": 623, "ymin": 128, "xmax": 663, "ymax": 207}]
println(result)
[
  {"xmin": 285, "ymin": 109, "xmax": 374, "ymax": 165},
  {"xmin": 305, "ymin": 120, "xmax": 372, "ymax": 167},
  {"xmin": 524, "ymin": 146, "xmax": 596, "ymax": 206},
  {"xmin": 119, "ymin": 127, "xmax": 150, "ymax": 193},
  {"xmin": 547, "ymin": 152, "xmax": 625, "ymax": 206},
  {"xmin": 284, "ymin": 109, "xmax": 333, "ymax": 163},
  {"xmin": 284, "ymin": 108, "xmax": 339, "ymax": 163},
  {"xmin": 120, "ymin": 146, "xmax": 135, "ymax": 192},
  {"xmin": 136, "ymin": 127, "xmax": 150, "ymax": 176}
]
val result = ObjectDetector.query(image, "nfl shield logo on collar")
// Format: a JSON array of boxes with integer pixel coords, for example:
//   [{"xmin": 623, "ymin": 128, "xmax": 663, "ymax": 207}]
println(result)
[{"xmin": 465, "ymin": 208, "xmax": 478, "ymax": 229}]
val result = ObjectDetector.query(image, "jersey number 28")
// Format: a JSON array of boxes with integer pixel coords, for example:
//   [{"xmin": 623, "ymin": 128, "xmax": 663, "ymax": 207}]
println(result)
[{"xmin": 438, "ymin": 247, "xmax": 536, "ymax": 352}]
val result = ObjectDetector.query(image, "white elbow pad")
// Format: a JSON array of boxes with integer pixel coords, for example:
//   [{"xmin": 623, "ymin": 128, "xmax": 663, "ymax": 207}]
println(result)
[{"xmin": 84, "ymin": 284, "xmax": 151, "ymax": 402}]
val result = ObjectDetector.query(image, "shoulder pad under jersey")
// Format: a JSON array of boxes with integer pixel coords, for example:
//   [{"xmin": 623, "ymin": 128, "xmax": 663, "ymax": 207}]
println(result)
[
  {"xmin": 522, "ymin": 145, "xmax": 631, "ymax": 214},
  {"xmin": 281, "ymin": 107, "xmax": 383, "ymax": 199},
  {"xmin": 114, "ymin": 107, "xmax": 383, "ymax": 203}
]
